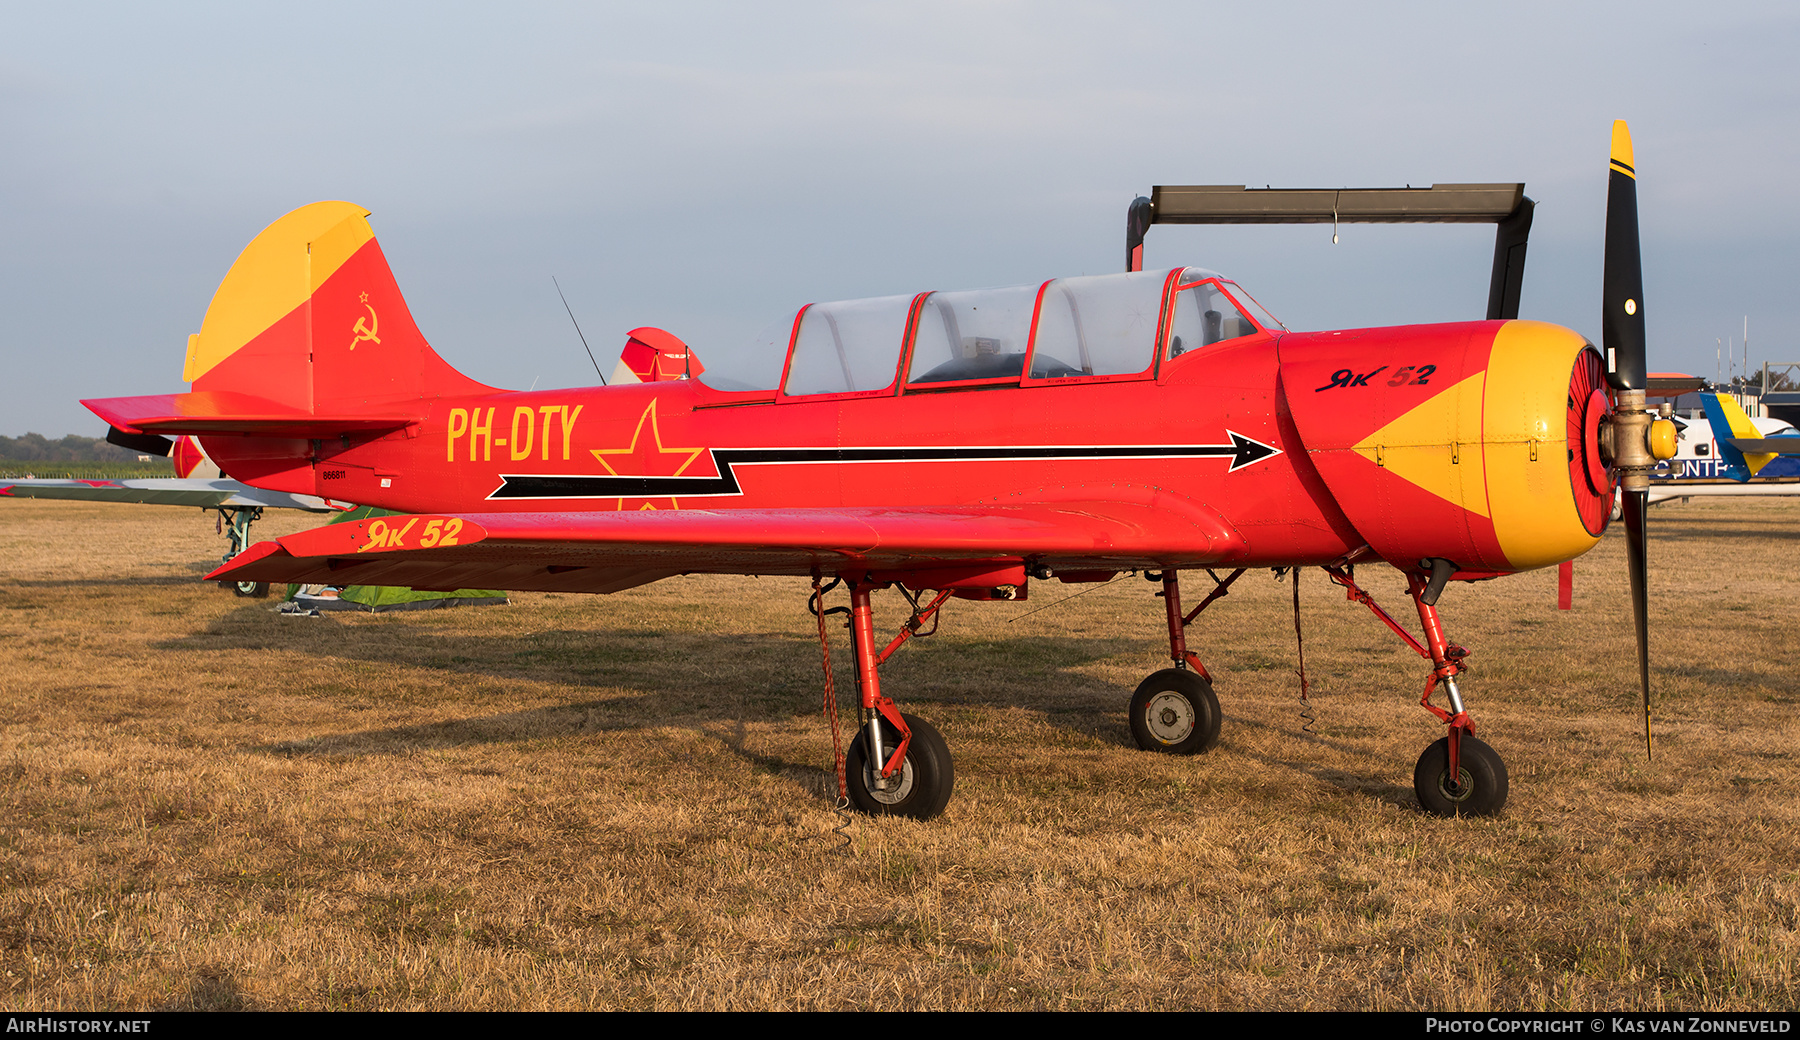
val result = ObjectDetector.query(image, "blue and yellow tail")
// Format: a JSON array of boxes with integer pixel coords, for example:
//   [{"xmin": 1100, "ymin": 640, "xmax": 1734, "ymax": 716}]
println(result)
[{"xmin": 1699, "ymin": 393, "xmax": 1779, "ymax": 481}]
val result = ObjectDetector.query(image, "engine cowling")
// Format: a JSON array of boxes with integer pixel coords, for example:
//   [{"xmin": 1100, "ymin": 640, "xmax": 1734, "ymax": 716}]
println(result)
[{"xmin": 1279, "ymin": 319, "xmax": 1610, "ymax": 574}]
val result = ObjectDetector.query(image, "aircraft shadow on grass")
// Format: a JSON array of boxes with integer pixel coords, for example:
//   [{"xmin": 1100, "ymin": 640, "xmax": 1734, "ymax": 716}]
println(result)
[
  {"xmin": 1222, "ymin": 711, "xmax": 1422, "ymax": 809},
  {"xmin": 154, "ymin": 605, "xmax": 1433, "ymax": 809},
  {"xmin": 162, "ymin": 605, "xmax": 1129, "ymax": 745}
]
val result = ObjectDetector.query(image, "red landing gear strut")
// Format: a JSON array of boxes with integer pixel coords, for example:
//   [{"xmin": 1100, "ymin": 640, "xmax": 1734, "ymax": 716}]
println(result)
[
  {"xmin": 1324, "ymin": 559, "xmax": 1509, "ymax": 817},
  {"xmin": 815, "ymin": 579, "xmax": 956, "ymax": 820},
  {"xmin": 1126, "ymin": 568, "xmax": 1245, "ymax": 757}
]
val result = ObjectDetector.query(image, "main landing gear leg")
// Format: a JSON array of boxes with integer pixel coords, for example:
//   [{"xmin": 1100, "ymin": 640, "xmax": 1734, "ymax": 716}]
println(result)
[
  {"xmin": 1128, "ymin": 568, "xmax": 1243, "ymax": 755},
  {"xmin": 839, "ymin": 582, "xmax": 955, "ymax": 820},
  {"xmin": 217, "ymin": 506, "xmax": 268, "ymax": 599},
  {"xmin": 1325, "ymin": 561, "xmax": 1508, "ymax": 816}
]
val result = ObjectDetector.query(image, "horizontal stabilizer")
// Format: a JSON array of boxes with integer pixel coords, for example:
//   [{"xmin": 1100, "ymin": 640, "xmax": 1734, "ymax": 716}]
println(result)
[{"xmin": 82, "ymin": 391, "xmax": 417, "ymax": 438}]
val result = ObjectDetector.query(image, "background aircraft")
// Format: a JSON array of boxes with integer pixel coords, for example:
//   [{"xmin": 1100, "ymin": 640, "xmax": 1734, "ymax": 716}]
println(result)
[
  {"xmin": 1647, "ymin": 392, "xmax": 1800, "ymax": 503},
  {"xmin": 610, "ymin": 327, "xmax": 704, "ymax": 386},
  {"xmin": 0, "ymin": 434, "xmax": 346, "ymax": 597},
  {"xmin": 81, "ymin": 125, "xmax": 1675, "ymax": 822}
]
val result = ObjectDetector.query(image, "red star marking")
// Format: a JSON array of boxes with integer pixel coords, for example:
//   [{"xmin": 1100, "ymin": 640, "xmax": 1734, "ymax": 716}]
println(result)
[{"xmin": 588, "ymin": 399, "xmax": 707, "ymax": 510}]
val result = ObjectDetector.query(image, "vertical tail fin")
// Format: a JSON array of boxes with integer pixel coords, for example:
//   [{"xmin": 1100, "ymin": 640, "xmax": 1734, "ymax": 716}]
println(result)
[
  {"xmin": 185, "ymin": 201, "xmax": 495, "ymax": 412},
  {"xmin": 1698, "ymin": 392, "xmax": 1775, "ymax": 481}
]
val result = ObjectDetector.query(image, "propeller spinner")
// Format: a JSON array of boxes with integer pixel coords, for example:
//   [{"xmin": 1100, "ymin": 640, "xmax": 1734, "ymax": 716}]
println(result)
[{"xmin": 1599, "ymin": 120, "xmax": 1675, "ymax": 757}]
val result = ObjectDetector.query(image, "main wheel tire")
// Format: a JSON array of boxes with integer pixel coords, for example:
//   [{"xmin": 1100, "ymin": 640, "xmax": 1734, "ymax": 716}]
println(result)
[
  {"xmin": 1413, "ymin": 735, "xmax": 1508, "ymax": 817},
  {"xmin": 233, "ymin": 581, "xmax": 269, "ymax": 599},
  {"xmin": 1129, "ymin": 669, "xmax": 1222, "ymax": 755},
  {"xmin": 844, "ymin": 713, "xmax": 955, "ymax": 820}
]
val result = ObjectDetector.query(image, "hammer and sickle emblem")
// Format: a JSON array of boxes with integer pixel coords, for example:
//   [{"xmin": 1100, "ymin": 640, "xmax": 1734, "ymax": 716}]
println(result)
[{"xmin": 350, "ymin": 292, "xmax": 381, "ymax": 350}]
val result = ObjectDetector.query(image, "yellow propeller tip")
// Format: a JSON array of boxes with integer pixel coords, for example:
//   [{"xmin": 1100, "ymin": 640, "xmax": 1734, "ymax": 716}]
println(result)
[{"xmin": 1611, "ymin": 121, "xmax": 1636, "ymax": 176}]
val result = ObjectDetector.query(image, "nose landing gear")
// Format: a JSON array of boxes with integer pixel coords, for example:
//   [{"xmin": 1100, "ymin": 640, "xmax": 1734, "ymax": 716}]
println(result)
[
  {"xmin": 1327, "ymin": 560, "xmax": 1509, "ymax": 817},
  {"xmin": 1414, "ymin": 734, "xmax": 1508, "ymax": 817}
]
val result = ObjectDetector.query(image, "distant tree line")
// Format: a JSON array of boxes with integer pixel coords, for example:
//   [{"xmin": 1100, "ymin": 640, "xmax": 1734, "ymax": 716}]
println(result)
[
  {"xmin": 1746, "ymin": 368, "xmax": 1798, "ymax": 391},
  {"xmin": 0, "ymin": 432, "xmax": 156, "ymax": 462}
]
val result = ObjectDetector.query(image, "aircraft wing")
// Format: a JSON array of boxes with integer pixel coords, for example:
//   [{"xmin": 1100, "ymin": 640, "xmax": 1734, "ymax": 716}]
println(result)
[
  {"xmin": 205, "ymin": 496, "xmax": 1249, "ymax": 596},
  {"xmin": 0, "ymin": 477, "xmax": 344, "ymax": 512}
]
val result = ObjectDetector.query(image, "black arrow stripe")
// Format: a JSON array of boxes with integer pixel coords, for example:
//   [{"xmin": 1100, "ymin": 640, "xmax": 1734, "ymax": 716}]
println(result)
[{"xmin": 489, "ymin": 436, "xmax": 1279, "ymax": 500}]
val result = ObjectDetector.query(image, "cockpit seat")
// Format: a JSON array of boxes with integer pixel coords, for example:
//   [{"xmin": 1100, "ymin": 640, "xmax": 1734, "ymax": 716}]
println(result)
[{"xmin": 911, "ymin": 352, "xmax": 1084, "ymax": 383}]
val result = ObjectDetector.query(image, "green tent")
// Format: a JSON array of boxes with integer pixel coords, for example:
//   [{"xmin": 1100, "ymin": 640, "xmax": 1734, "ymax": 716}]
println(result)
[{"xmin": 284, "ymin": 506, "xmax": 508, "ymax": 613}]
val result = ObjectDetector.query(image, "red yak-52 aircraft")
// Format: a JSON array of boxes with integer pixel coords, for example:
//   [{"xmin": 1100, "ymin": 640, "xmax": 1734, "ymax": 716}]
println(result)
[{"xmin": 83, "ymin": 123, "xmax": 1674, "ymax": 820}]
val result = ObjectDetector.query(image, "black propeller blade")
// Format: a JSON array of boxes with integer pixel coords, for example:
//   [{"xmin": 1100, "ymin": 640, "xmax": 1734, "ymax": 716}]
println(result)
[
  {"xmin": 1603, "ymin": 122, "xmax": 1647, "ymax": 396},
  {"xmin": 1603, "ymin": 120, "xmax": 1654, "ymax": 757}
]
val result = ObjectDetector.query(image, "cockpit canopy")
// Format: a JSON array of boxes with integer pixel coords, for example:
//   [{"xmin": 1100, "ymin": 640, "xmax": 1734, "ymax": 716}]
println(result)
[{"xmin": 699, "ymin": 267, "xmax": 1283, "ymax": 395}]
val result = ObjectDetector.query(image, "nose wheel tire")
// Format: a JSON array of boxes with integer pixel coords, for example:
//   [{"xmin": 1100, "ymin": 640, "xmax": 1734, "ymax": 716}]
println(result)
[
  {"xmin": 233, "ymin": 581, "xmax": 269, "ymax": 598},
  {"xmin": 1413, "ymin": 735, "xmax": 1508, "ymax": 817},
  {"xmin": 1129, "ymin": 669, "xmax": 1222, "ymax": 755},
  {"xmin": 844, "ymin": 713, "xmax": 955, "ymax": 820}
]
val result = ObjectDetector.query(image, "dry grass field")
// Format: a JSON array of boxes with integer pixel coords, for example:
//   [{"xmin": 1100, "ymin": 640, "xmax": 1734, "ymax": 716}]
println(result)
[{"xmin": 0, "ymin": 497, "xmax": 1796, "ymax": 1010}]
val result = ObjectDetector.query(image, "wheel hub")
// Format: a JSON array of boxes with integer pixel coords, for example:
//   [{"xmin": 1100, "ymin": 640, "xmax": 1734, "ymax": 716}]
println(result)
[
  {"xmin": 1144, "ymin": 692, "xmax": 1195, "ymax": 745},
  {"xmin": 1437, "ymin": 767, "xmax": 1475, "ymax": 803},
  {"xmin": 862, "ymin": 756, "xmax": 915, "ymax": 805}
]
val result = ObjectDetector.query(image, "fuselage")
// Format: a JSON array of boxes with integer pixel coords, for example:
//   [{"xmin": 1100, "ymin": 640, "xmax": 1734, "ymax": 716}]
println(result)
[{"xmin": 209, "ymin": 293, "xmax": 1610, "ymax": 577}]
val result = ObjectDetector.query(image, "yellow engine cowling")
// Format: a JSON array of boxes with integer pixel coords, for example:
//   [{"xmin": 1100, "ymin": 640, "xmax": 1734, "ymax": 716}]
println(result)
[{"xmin": 1279, "ymin": 320, "xmax": 1612, "ymax": 574}]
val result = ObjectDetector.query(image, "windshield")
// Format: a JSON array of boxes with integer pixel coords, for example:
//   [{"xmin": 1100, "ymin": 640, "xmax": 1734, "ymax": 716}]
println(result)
[
  {"xmin": 1219, "ymin": 279, "xmax": 1286, "ymax": 332},
  {"xmin": 1166, "ymin": 269, "xmax": 1274, "ymax": 356}
]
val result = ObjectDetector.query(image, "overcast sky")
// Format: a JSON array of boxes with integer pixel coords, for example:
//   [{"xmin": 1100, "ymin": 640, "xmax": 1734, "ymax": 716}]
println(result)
[{"xmin": 3, "ymin": 1, "xmax": 1794, "ymax": 436}]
